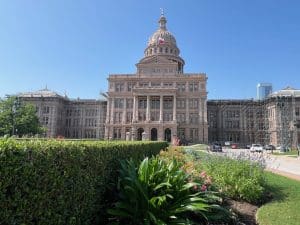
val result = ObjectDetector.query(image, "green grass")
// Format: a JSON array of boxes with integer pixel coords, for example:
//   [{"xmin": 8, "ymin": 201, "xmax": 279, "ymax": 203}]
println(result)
[
  {"xmin": 188, "ymin": 144, "xmax": 209, "ymax": 151},
  {"xmin": 257, "ymin": 172, "xmax": 300, "ymax": 225},
  {"xmin": 272, "ymin": 150, "xmax": 299, "ymax": 156}
]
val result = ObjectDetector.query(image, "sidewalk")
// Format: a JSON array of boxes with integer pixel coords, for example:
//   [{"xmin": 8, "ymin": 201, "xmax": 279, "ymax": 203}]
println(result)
[
  {"xmin": 266, "ymin": 168, "xmax": 300, "ymax": 181},
  {"xmin": 265, "ymin": 155, "xmax": 300, "ymax": 180}
]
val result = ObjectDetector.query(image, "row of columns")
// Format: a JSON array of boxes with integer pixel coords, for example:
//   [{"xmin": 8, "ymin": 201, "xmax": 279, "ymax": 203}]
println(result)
[
  {"xmin": 106, "ymin": 95, "xmax": 206, "ymax": 125},
  {"xmin": 106, "ymin": 95, "xmax": 177, "ymax": 124}
]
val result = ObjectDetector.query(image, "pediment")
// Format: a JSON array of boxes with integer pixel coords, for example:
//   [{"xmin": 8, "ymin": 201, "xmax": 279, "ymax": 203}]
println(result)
[{"xmin": 138, "ymin": 56, "xmax": 176, "ymax": 65}]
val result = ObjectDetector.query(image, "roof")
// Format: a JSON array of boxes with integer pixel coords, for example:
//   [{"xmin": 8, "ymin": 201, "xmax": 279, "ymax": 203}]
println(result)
[
  {"xmin": 269, "ymin": 86, "xmax": 300, "ymax": 97},
  {"xmin": 18, "ymin": 88, "xmax": 65, "ymax": 98}
]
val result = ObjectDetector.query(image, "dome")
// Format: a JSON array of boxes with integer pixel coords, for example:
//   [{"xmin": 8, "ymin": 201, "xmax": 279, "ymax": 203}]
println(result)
[
  {"xmin": 144, "ymin": 13, "xmax": 180, "ymax": 57},
  {"xmin": 138, "ymin": 11, "xmax": 185, "ymax": 74},
  {"xmin": 147, "ymin": 16, "xmax": 177, "ymax": 47}
]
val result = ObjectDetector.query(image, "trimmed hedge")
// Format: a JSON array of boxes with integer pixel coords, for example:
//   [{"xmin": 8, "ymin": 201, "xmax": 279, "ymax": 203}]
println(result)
[{"xmin": 0, "ymin": 138, "xmax": 168, "ymax": 225}]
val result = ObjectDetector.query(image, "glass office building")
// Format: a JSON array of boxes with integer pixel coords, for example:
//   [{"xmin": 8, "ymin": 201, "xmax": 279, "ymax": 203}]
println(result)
[{"xmin": 257, "ymin": 83, "xmax": 273, "ymax": 100}]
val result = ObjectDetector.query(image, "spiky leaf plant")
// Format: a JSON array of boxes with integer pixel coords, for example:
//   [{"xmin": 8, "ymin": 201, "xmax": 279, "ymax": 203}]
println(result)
[{"xmin": 108, "ymin": 157, "xmax": 229, "ymax": 225}]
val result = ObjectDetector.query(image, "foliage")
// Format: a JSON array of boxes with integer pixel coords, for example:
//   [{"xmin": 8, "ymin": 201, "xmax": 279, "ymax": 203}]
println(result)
[
  {"xmin": 257, "ymin": 172, "xmax": 300, "ymax": 225},
  {"xmin": 160, "ymin": 147, "xmax": 266, "ymax": 203},
  {"xmin": 0, "ymin": 96, "xmax": 44, "ymax": 136},
  {"xmin": 185, "ymin": 149, "xmax": 266, "ymax": 203},
  {"xmin": 0, "ymin": 138, "xmax": 167, "ymax": 225},
  {"xmin": 108, "ymin": 156, "xmax": 232, "ymax": 225}
]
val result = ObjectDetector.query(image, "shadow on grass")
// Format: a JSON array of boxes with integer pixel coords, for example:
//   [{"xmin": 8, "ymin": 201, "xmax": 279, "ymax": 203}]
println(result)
[{"xmin": 262, "ymin": 178, "xmax": 287, "ymax": 204}]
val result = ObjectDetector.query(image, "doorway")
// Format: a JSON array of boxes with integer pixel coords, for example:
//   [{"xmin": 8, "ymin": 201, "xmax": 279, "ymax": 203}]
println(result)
[
  {"xmin": 151, "ymin": 128, "xmax": 158, "ymax": 141},
  {"xmin": 137, "ymin": 128, "xmax": 144, "ymax": 141},
  {"xmin": 164, "ymin": 128, "xmax": 171, "ymax": 142}
]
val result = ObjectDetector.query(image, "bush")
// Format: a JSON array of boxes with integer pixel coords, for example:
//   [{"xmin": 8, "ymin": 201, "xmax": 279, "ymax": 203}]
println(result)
[
  {"xmin": 185, "ymin": 150, "xmax": 266, "ymax": 203},
  {"xmin": 160, "ymin": 147, "xmax": 266, "ymax": 203},
  {"xmin": 0, "ymin": 138, "xmax": 168, "ymax": 225},
  {"xmin": 108, "ymin": 156, "xmax": 232, "ymax": 225}
]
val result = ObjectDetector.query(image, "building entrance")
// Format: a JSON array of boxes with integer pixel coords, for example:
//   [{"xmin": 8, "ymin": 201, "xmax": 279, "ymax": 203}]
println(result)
[
  {"xmin": 164, "ymin": 128, "xmax": 171, "ymax": 142},
  {"xmin": 151, "ymin": 128, "xmax": 158, "ymax": 141},
  {"xmin": 137, "ymin": 128, "xmax": 144, "ymax": 141}
]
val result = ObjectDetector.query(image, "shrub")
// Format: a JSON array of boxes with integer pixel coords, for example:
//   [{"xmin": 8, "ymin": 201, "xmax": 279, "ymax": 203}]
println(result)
[
  {"xmin": 160, "ymin": 147, "xmax": 266, "ymax": 203},
  {"xmin": 186, "ymin": 150, "xmax": 266, "ymax": 203},
  {"xmin": 108, "ymin": 156, "xmax": 231, "ymax": 225},
  {"xmin": 0, "ymin": 138, "xmax": 168, "ymax": 225}
]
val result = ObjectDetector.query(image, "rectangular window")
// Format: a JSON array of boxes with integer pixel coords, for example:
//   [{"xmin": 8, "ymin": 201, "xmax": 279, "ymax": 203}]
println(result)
[
  {"xmin": 163, "ymin": 112, "xmax": 173, "ymax": 121},
  {"xmin": 150, "ymin": 111, "xmax": 160, "ymax": 121},
  {"xmin": 189, "ymin": 99, "xmax": 198, "ymax": 109},
  {"xmin": 115, "ymin": 83, "xmax": 124, "ymax": 92},
  {"xmin": 296, "ymin": 107, "xmax": 300, "ymax": 116},
  {"xmin": 176, "ymin": 83, "xmax": 186, "ymax": 92},
  {"xmin": 126, "ymin": 99, "xmax": 133, "ymax": 109},
  {"xmin": 127, "ymin": 82, "xmax": 135, "ymax": 91},
  {"xmin": 43, "ymin": 117, "xmax": 49, "ymax": 125},
  {"xmin": 189, "ymin": 114, "xmax": 198, "ymax": 123},
  {"xmin": 190, "ymin": 128, "xmax": 198, "ymax": 141},
  {"xmin": 163, "ymin": 98, "xmax": 173, "ymax": 109},
  {"xmin": 138, "ymin": 98, "xmax": 147, "ymax": 109},
  {"xmin": 151, "ymin": 98, "xmax": 160, "ymax": 109},
  {"xmin": 151, "ymin": 82, "xmax": 161, "ymax": 87},
  {"xmin": 114, "ymin": 112, "xmax": 123, "ymax": 123},
  {"xmin": 126, "ymin": 112, "xmax": 133, "ymax": 123},
  {"xmin": 139, "ymin": 82, "xmax": 149, "ymax": 87},
  {"xmin": 176, "ymin": 99, "xmax": 186, "ymax": 109},
  {"xmin": 163, "ymin": 83, "xmax": 173, "ymax": 87},
  {"xmin": 176, "ymin": 113, "xmax": 186, "ymax": 123},
  {"xmin": 189, "ymin": 82, "xmax": 199, "ymax": 92},
  {"xmin": 114, "ymin": 98, "xmax": 124, "ymax": 108},
  {"xmin": 178, "ymin": 128, "xmax": 185, "ymax": 139},
  {"xmin": 138, "ymin": 112, "xmax": 146, "ymax": 121},
  {"xmin": 113, "ymin": 128, "xmax": 122, "ymax": 139},
  {"xmin": 43, "ymin": 106, "xmax": 50, "ymax": 114}
]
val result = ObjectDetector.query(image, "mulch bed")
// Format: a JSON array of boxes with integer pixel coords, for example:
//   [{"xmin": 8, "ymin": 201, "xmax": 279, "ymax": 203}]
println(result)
[{"xmin": 227, "ymin": 199, "xmax": 258, "ymax": 225}]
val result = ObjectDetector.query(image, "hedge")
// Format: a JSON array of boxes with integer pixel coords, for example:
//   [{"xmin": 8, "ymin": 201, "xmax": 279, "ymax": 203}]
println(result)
[{"xmin": 0, "ymin": 138, "xmax": 168, "ymax": 225}]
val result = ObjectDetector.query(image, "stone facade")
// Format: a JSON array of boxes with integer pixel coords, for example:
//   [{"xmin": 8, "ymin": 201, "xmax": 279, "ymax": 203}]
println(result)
[
  {"xmin": 207, "ymin": 87, "xmax": 300, "ymax": 147},
  {"xmin": 105, "ymin": 13, "xmax": 208, "ymax": 143},
  {"xmin": 19, "ymin": 89, "xmax": 106, "ymax": 139}
]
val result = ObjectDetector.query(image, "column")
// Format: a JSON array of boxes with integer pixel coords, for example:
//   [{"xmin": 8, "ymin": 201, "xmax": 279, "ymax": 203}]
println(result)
[
  {"xmin": 159, "ymin": 95, "xmax": 163, "ymax": 122},
  {"xmin": 186, "ymin": 98, "xmax": 189, "ymax": 124},
  {"xmin": 146, "ymin": 95, "xmax": 150, "ymax": 122},
  {"xmin": 105, "ymin": 97, "xmax": 110, "ymax": 123},
  {"xmin": 173, "ymin": 95, "xmax": 177, "ymax": 121},
  {"xmin": 132, "ymin": 96, "xmax": 137, "ymax": 122},
  {"xmin": 122, "ymin": 98, "xmax": 126, "ymax": 123},
  {"xmin": 110, "ymin": 98, "xmax": 115, "ymax": 124}
]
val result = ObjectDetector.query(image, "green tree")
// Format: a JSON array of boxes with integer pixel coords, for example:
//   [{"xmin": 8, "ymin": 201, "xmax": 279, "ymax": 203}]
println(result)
[{"xmin": 0, "ymin": 96, "xmax": 44, "ymax": 137}]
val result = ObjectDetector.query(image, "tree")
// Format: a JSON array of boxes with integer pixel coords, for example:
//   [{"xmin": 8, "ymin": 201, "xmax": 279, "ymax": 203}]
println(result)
[{"xmin": 0, "ymin": 96, "xmax": 44, "ymax": 137}]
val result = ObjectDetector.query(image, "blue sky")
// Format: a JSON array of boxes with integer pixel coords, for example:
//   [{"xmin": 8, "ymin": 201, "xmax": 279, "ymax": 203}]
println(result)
[{"xmin": 0, "ymin": 0, "xmax": 299, "ymax": 100}]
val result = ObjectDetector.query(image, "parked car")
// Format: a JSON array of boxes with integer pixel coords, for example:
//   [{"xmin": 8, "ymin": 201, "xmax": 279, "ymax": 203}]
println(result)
[
  {"xmin": 231, "ymin": 143, "xmax": 238, "ymax": 149},
  {"xmin": 265, "ymin": 144, "xmax": 276, "ymax": 151},
  {"xmin": 250, "ymin": 144, "xmax": 263, "ymax": 152},
  {"xmin": 210, "ymin": 142, "xmax": 222, "ymax": 152},
  {"xmin": 276, "ymin": 145, "xmax": 290, "ymax": 152},
  {"xmin": 245, "ymin": 144, "xmax": 251, "ymax": 149}
]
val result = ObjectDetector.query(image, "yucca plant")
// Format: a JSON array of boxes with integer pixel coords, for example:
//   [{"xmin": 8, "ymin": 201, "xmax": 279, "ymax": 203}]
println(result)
[{"xmin": 108, "ymin": 157, "xmax": 228, "ymax": 225}]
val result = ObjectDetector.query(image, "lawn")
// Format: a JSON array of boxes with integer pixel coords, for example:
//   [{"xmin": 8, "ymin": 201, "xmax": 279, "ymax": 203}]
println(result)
[
  {"xmin": 272, "ymin": 150, "xmax": 299, "ymax": 156},
  {"xmin": 257, "ymin": 172, "xmax": 300, "ymax": 225}
]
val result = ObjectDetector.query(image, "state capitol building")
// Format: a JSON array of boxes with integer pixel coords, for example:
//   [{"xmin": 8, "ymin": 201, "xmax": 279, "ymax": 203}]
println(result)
[{"xmin": 19, "ymin": 13, "xmax": 300, "ymax": 148}]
